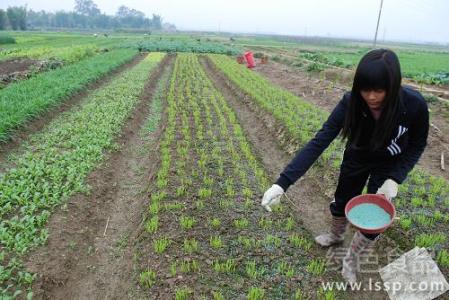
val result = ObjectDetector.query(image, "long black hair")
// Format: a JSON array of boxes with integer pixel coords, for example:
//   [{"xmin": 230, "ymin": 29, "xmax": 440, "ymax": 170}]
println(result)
[{"xmin": 341, "ymin": 49, "xmax": 403, "ymax": 150}]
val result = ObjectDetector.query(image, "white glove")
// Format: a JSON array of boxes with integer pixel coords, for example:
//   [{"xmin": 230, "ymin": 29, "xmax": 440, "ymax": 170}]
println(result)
[
  {"xmin": 261, "ymin": 184, "xmax": 284, "ymax": 212},
  {"xmin": 376, "ymin": 179, "xmax": 398, "ymax": 201}
]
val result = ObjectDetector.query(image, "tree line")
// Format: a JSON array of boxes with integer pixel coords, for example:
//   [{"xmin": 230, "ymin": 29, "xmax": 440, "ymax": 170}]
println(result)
[{"xmin": 0, "ymin": 0, "xmax": 175, "ymax": 31}]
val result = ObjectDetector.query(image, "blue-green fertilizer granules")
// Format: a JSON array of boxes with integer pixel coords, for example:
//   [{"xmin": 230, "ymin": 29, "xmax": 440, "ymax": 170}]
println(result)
[{"xmin": 347, "ymin": 203, "xmax": 391, "ymax": 229}]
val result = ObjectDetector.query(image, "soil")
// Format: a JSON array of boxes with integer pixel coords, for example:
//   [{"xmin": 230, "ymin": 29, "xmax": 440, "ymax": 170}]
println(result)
[
  {"xmin": 23, "ymin": 54, "xmax": 174, "ymax": 300},
  {"xmin": 0, "ymin": 53, "xmax": 145, "ymax": 173},
  {"xmin": 253, "ymin": 60, "xmax": 449, "ymax": 181},
  {"xmin": 201, "ymin": 56, "xmax": 390, "ymax": 299},
  {"xmin": 0, "ymin": 58, "xmax": 37, "ymax": 76}
]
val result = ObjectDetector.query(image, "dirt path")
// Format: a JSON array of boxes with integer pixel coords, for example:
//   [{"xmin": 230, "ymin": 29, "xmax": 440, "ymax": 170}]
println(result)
[
  {"xmin": 253, "ymin": 60, "xmax": 449, "ymax": 181},
  {"xmin": 24, "ymin": 54, "xmax": 174, "ymax": 300},
  {"xmin": 0, "ymin": 53, "xmax": 145, "ymax": 172},
  {"xmin": 201, "ymin": 56, "xmax": 390, "ymax": 299}
]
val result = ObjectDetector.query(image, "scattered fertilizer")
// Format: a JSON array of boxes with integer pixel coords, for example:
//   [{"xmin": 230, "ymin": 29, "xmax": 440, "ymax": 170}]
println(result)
[{"xmin": 347, "ymin": 203, "xmax": 391, "ymax": 229}]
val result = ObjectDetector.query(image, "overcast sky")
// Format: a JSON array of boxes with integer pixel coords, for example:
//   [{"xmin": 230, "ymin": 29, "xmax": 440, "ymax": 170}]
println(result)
[{"xmin": 2, "ymin": 0, "xmax": 448, "ymax": 44}]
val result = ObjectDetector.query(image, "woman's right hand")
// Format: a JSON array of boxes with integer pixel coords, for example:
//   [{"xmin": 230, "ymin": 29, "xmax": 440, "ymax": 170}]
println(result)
[{"xmin": 261, "ymin": 184, "xmax": 284, "ymax": 212}]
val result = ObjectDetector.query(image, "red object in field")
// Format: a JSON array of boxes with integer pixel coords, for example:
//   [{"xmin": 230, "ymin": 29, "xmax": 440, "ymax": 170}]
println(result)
[
  {"xmin": 345, "ymin": 194, "xmax": 396, "ymax": 234},
  {"xmin": 244, "ymin": 51, "xmax": 256, "ymax": 68}
]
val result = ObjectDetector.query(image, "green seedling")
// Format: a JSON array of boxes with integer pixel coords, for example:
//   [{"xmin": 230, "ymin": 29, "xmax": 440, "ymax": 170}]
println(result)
[
  {"xmin": 245, "ymin": 260, "xmax": 265, "ymax": 279},
  {"xmin": 170, "ymin": 261, "xmax": 177, "ymax": 277},
  {"xmin": 219, "ymin": 199, "xmax": 233, "ymax": 209},
  {"xmin": 437, "ymin": 250, "xmax": 449, "ymax": 267},
  {"xmin": 196, "ymin": 200, "xmax": 205, "ymax": 210},
  {"xmin": 180, "ymin": 259, "xmax": 200, "ymax": 273},
  {"xmin": 175, "ymin": 287, "xmax": 193, "ymax": 300},
  {"xmin": 183, "ymin": 238, "xmax": 199, "ymax": 254},
  {"xmin": 412, "ymin": 197, "xmax": 424, "ymax": 207},
  {"xmin": 289, "ymin": 234, "xmax": 312, "ymax": 251},
  {"xmin": 247, "ymin": 287, "xmax": 265, "ymax": 300},
  {"xmin": 233, "ymin": 218, "xmax": 249, "ymax": 229},
  {"xmin": 164, "ymin": 202, "xmax": 185, "ymax": 211},
  {"xmin": 210, "ymin": 218, "xmax": 221, "ymax": 229},
  {"xmin": 139, "ymin": 269, "xmax": 156, "ymax": 288},
  {"xmin": 198, "ymin": 188, "xmax": 212, "ymax": 198},
  {"xmin": 226, "ymin": 185, "xmax": 236, "ymax": 197},
  {"xmin": 210, "ymin": 236, "xmax": 223, "ymax": 249},
  {"xmin": 399, "ymin": 217, "xmax": 412, "ymax": 230},
  {"xmin": 317, "ymin": 287, "xmax": 336, "ymax": 300},
  {"xmin": 294, "ymin": 288, "xmax": 304, "ymax": 300},
  {"xmin": 149, "ymin": 202, "xmax": 160, "ymax": 215},
  {"xmin": 244, "ymin": 198, "xmax": 254, "ymax": 209},
  {"xmin": 285, "ymin": 217, "xmax": 295, "ymax": 231},
  {"xmin": 203, "ymin": 176, "xmax": 214, "ymax": 186},
  {"xmin": 415, "ymin": 233, "xmax": 446, "ymax": 248},
  {"xmin": 156, "ymin": 177, "xmax": 168, "ymax": 189},
  {"xmin": 242, "ymin": 187, "xmax": 253, "ymax": 199},
  {"xmin": 264, "ymin": 234, "xmax": 282, "ymax": 248},
  {"xmin": 307, "ymin": 258, "xmax": 326, "ymax": 276},
  {"xmin": 278, "ymin": 261, "xmax": 295, "ymax": 277},
  {"xmin": 212, "ymin": 291, "xmax": 225, "ymax": 300},
  {"xmin": 153, "ymin": 237, "xmax": 171, "ymax": 254},
  {"xmin": 258, "ymin": 217, "xmax": 273, "ymax": 230},
  {"xmin": 433, "ymin": 210, "xmax": 443, "ymax": 222},
  {"xmin": 151, "ymin": 191, "xmax": 167, "ymax": 202},
  {"xmin": 213, "ymin": 259, "xmax": 236, "ymax": 273},
  {"xmin": 176, "ymin": 185, "xmax": 187, "ymax": 197},
  {"xmin": 180, "ymin": 216, "xmax": 196, "ymax": 230},
  {"xmin": 238, "ymin": 236, "xmax": 260, "ymax": 250},
  {"xmin": 145, "ymin": 216, "xmax": 158, "ymax": 233},
  {"xmin": 415, "ymin": 214, "xmax": 434, "ymax": 227}
]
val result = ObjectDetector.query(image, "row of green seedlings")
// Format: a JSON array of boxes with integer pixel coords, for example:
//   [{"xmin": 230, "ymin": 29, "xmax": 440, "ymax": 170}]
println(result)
[
  {"xmin": 140, "ymin": 54, "xmax": 332, "ymax": 298},
  {"xmin": 394, "ymin": 169, "xmax": 449, "ymax": 266},
  {"xmin": 1, "ymin": 34, "xmax": 125, "ymax": 61},
  {"xmin": 0, "ymin": 48, "xmax": 138, "ymax": 141},
  {"xmin": 192, "ymin": 53, "xmax": 332, "ymax": 298},
  {"xmin": 209, "ymin": 53, "xmax": 449, "ymax": 271},
  {"xmin": 0, "ymin": 53, "xmax": 165, "ymax": 298},
  {"xmin": 140, "ymin": 63, "xmax": 173, "ymax": 137},
  {"xmin": 141, "ymin": 53, "xmax": 270, "ymax": 295},
  {"xmin": 208, "ymin": 54, "xmax": 343, "ymax": 166},
  {"xmin": 130, "ymin": 38, "xmax": 242, "ymax": 55}
]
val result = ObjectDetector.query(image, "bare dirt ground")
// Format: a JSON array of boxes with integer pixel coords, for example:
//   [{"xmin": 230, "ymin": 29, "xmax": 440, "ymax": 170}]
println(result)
[
  {"xmin": 0, "ymin": 58, "xmax": 37, "ymax": 76},
  {"xmin": 201, "ymin": 56, "xmax": 391, "ymax": 300},
  {"xmin": 253, "ymin": 60, "xmax": 449, "ymax": 181},
  {"xmin": 0, "ymin": 53, "xmax": 145, "ymax": 173},
  {"xmin": 23, "ymin": 54, "xmax": 173, "ymax": 300}
]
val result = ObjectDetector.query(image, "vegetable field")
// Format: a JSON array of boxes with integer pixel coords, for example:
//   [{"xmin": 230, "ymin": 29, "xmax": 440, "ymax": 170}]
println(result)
[{"xmin": 0, "ymin": 32, "xmax": 448, "ymax": 299}]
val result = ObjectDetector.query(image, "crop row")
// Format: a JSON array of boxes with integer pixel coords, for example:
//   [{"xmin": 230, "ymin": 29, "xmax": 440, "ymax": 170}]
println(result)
[
  {"xmin": 0, "ymin": 33, "xmax": 128, "ymax": 62},
  {"xmin": 125, "ymin": 38, "xmax": 242, "ymax": 55},
  {"xmin": 0, "ymin": 48, "xmax": 138, "ymax": 142},
  {"xmin": 135, "ymin": 53, "xmax": 335, "ymax": 299},
  {"xmin": 297, "ymin": 49, "xmax": 449, "ymax": 85},
  {"xmin": 0, "ymin": 53, "xmax": 165, "ymax": 298},
  {"xmin": 209, "ymin": 54, "xmax": 449, "ymax": 272}
]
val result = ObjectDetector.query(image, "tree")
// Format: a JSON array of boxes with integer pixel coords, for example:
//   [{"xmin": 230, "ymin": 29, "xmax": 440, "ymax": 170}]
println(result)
[
  {"xmin": 74, "ymin": 0, "xmax": 100, "ymax": 17},
  {"xmin": 0, "ymin": 9, "xmax": 7, "ymax": 30},
  {"xmin": 6, "ymin": 7, "xmax": 27, "ymax": 30},
  {"xmin": 115, "ymin": 5, "xmax": 146, "ymax": 28},
  {"xmin": 152, "ymin": 14, "xmax": 162, "ymax": 30}
]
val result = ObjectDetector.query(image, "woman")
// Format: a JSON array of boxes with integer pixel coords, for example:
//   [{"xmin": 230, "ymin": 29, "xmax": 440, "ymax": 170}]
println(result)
[{"xmin": 261, "ymin": 49, "xmax": 429, "ymax": 283}]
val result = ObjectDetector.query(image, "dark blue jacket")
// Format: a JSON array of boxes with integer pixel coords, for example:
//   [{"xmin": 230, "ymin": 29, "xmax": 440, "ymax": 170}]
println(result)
[{"xmin": 276, "ymin": 86, "xmax": 429, "ymax": 191}]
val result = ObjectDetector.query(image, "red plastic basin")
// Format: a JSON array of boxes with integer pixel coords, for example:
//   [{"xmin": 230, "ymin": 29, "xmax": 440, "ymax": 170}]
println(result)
[{"xmin": 345, "ymin": 194, "xmax": 396, "ymax": 234}]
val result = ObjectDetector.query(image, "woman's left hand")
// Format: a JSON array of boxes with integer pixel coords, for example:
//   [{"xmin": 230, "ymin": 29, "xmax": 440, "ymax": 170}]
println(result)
[{"xmin": 376, "ymin": 179, "xmax": 398, "ymax": 201}]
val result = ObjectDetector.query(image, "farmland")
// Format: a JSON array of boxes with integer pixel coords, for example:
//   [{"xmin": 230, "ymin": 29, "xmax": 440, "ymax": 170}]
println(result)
[{"xmin": 0, "ymin": 31, "xmax": 449, "ymax": 299}]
